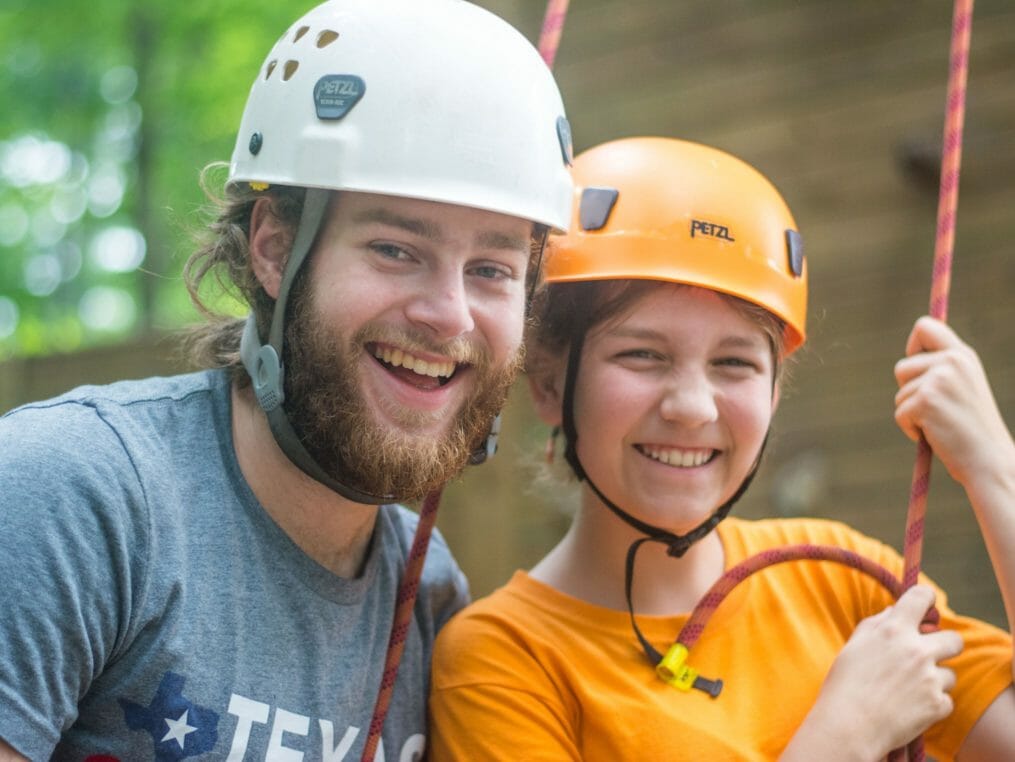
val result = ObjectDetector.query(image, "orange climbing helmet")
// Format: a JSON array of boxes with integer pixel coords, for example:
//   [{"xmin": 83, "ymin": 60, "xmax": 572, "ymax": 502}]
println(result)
[{"xmin": 546, "ymin": 136, "xmax": 808, "ymax": 354}]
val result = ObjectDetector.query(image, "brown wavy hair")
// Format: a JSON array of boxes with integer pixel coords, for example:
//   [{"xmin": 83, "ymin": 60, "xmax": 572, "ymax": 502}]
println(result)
[
  {"xmin": 526, "ymin": 277, "xmax": 788, "ymax": 380},
  {"xmin": 181, "ymin": 163, "xmax": 306, "ymax": 381}
]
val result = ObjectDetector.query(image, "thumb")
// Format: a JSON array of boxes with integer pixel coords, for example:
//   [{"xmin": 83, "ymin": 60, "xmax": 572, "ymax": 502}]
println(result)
[{"xmin": 890, "ymin": 584, "xmax": 937, "ymax": 625}]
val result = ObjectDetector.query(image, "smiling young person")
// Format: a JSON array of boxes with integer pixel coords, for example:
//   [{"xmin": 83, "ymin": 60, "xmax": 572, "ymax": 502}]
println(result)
[
  {"xmin": 0, "ymin": 0, "xmax": 573, "ymax": 759},
  {"xmin": 428, "ymin": 137, "xmax": 1015, "ymax": 760}
]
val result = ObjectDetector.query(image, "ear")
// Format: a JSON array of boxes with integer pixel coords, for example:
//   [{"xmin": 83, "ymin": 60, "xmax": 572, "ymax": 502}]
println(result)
[
  {"xmin": 526, "ymin": 349, "xmax": 566, "ymax": 427},
  {"xmin": 771, "ymin": 380, "xmax": 781, "ymax": 415},
  {"xmin": 248, "ymin": 196, "xmax": 290, "ymax": 300}
]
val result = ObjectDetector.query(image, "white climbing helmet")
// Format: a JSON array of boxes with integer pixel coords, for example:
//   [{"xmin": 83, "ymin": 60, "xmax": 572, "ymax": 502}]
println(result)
[{"xmin": 229, "ymin": 0, "xmax": 574, "ymax": 231}]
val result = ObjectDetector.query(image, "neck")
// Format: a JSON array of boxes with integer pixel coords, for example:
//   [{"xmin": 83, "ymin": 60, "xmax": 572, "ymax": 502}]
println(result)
[
  {"xmin": 531, "ymin": 487, "xmax": 726, "ymax": 615},
  {"xmin": 231, "ymin": 381, "xmax": 380, "ymax": 578}
]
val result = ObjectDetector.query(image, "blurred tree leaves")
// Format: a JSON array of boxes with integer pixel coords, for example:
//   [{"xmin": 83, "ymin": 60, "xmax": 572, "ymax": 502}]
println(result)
[{"xmin": 0, "ymin": 0, "xmax": 318, "ymax": 358}]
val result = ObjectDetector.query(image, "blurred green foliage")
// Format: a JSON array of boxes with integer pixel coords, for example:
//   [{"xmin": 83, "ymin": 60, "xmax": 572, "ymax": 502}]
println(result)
[{"xmin": 0, "ymin": 0, "xmax": 318, "ymax": 358}]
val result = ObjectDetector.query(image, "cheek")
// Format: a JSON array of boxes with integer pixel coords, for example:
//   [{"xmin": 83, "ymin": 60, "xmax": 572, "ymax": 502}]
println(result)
[
  {"xmin": 475, "ymin": 296, "xmax": 526, "ymax": 359},
  {"xmin": 572, "ymin": 367, "xmax": 650, "ymax": 443},
  {"xmin": 727, "ymin": 392, "xmax": 775, "ymax": 448}
]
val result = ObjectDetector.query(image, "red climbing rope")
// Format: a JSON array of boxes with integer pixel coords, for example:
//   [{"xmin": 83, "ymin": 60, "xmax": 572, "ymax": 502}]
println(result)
[
  {"xmin": 675, "ymin": 545, "xmax": 939, "ymax": 653},
  {"xmin": 359, "ymin": 3, "xmax": 573, "ymax": 758},
  {"xmin": 901, "ymin": 0, "xmax": 974, "ymax": 594},
  {"xmin": 360, "ymin": 488, "xmax": 443, "ymax": 762}
]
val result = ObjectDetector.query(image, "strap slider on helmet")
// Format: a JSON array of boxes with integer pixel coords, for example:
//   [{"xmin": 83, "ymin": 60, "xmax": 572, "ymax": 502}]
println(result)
[
  {"xmin": 468, "ymin": 414, "xmax": 502, "ymax": 465},
  {"xmin": 240, "ymin": 314, "xmax": 285, "ymax": 412}
]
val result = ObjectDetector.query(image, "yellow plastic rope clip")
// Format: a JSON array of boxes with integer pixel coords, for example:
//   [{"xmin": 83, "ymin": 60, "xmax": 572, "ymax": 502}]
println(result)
[
  {"xmin": 656, "ymin": 643, "xmax": 698, "ymax": 691},
  {"xmin": 249, "ymin": 182, "xmax": 270, "ymax": 192}
]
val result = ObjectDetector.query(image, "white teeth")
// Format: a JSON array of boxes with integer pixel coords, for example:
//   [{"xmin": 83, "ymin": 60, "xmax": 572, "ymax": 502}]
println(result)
[
  {"xmin": 374, "ymin": 346, "xmax": 456, "ymax": 378},
  {"xmin": 643, "ymin": 446, "xmax": 711, "ymax": 467}
]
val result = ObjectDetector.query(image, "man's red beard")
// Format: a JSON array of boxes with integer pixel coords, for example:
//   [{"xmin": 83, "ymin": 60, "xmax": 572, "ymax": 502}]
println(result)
[{"xmin": 281, "ymin": 281, "xmax": 522, "ymax": 502}]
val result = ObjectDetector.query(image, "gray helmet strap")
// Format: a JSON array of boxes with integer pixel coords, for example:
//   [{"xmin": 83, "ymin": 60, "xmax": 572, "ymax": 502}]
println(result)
[{"xmin": 240, "ymin": 188, "xmax": 396, "ymax": 505}]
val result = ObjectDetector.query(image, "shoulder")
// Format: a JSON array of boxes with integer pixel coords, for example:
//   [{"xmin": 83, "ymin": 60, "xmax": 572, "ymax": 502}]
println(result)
[
  {"xmin": 0, "ymin": 370, "xmax": 230, "ymax": 535},
  {"xmin": 1, "ymin": 367, "xmax": 227, "ymax": 456},
  {"xmin": 723, "ymin": 516, "xmax": 895, "ymax": 558},
  {"xmin": 720, "ymin": 517, "xmax": 907, "ymax": 610},
  {"xmin": 1, "ymin": 370, "xmax": 226, "ymax": 442},
  {"xmin": 429, "ymin": 575, "xmax": 583, "ymax": 761},
  {"xmin": 432, "ymin": 574, "xmax": 546, "ymax": 687}
]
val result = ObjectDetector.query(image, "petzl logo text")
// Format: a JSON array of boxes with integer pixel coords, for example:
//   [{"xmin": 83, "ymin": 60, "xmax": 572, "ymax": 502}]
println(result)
[{"xmin": 690, "ymin": 219, "xmax": 735, "ymax": 242}]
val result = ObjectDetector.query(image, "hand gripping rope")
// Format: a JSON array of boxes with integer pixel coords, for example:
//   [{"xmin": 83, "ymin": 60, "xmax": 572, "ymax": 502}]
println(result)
[
  {"xmin": 357, "ymin": 6, "xmax": 572, "ymax": 759},
  {"xmin": 653, "ymin": 3, "xmax": 975, "ymax": 761}
]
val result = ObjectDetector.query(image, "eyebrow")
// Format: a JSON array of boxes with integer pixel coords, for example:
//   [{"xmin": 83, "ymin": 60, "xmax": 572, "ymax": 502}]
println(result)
[
  {"xmin": 716, "ymin": 335, "xmax": 769, "ymax": 351},
  {"xmin": 351, "ymin": 207, "xmax": 530, "ymax": 253},
  {"xmin": 476, "ymin": 229, "xmax": 531, "ymax": 253},
  {"xmin": 606, "ymin": 326, "xmax": 768, "ymax": 350},
  {"xmin": 351, "ymin": 208, "xmax": 443, "ymax": 242}
]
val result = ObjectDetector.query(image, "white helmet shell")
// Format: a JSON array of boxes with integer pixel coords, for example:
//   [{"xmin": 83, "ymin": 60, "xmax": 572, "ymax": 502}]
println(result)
[{"xmin": 229, "ymin": 0, "xmax": 574, "ymax": 231}]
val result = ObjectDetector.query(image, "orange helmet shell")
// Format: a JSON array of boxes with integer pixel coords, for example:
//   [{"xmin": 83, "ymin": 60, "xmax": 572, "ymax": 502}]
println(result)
[{"xmin": 546, "ymin": 137, "xmax": 807, "ymax": 354}]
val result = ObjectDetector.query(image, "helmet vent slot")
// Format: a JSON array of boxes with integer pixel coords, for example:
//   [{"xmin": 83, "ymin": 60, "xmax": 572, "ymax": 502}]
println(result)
[
  {"xmin": 264, "ymin": 60, "xmax": 277, "ymax": 81},
  {"xmin": 579, "ymin": 187, "xmax": 620, "ymax": 231},
  {"xmin": 293, "ymin": 25, "xmax": 310, "ymax": 43},
  {"xmin": 317, "ymin": 30, "xmax": 339, "ymax": 48},
  {"xmin": 283, "ymin": 60, "xmax": 299, "ymax": 81}
]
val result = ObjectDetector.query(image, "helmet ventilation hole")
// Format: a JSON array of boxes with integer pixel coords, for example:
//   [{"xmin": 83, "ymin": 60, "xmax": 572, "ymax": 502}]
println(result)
[
  {"xmin": 264, "ymin": 60, "xmax": 277, "ymax": 81},
  {"xmin": 293, "ymin": 25, "xmax": 310, "ymax": 43},
  {"xmin": 317, "ymin": 30, "xmax": 339, "ymax": 48},
  {"xmin": 282, "ymin": 60, "xmax": 299, "ymax": 81}
]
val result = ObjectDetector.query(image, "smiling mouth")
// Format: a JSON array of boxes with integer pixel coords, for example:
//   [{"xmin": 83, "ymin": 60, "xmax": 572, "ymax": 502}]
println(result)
[
  {"xmin": 636, "ymin": 445, "xmax": 716, "ymax": 468},
  {"xmin": 369, "ymin": 343, "xmax": 463, "ymax": 389}
]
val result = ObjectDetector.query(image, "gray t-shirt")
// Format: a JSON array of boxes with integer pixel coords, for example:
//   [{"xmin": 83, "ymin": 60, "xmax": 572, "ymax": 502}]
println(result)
[{"xmin": 0, "ymin": 370, "xmax": 469, "ymax": 761}]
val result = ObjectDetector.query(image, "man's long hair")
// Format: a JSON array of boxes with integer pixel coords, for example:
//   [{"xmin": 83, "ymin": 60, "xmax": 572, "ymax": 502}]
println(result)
[{"xmin": 181, "ymin": 164, "xmax": 305, "ymax": 381}]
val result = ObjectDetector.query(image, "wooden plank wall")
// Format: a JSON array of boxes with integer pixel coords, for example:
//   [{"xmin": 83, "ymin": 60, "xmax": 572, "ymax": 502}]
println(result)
[{"xmin": 2, "ymin": 1, "xmax": 1013, "ymax": 629}]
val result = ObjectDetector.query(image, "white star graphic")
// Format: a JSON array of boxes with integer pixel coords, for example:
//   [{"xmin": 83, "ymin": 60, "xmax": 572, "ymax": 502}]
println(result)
[{"xmin": 162, "ymin": 708, "xmax": 198, "ymax": 749}]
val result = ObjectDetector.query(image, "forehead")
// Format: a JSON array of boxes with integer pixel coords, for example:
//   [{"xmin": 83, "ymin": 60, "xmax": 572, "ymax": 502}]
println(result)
[
  {"xmin": 326, "ymin": 191, "xmax": 533, "ymax": 249},
  {"xmin": 606, "ymin": 283, "xmax": 770, "ymax": 339}
]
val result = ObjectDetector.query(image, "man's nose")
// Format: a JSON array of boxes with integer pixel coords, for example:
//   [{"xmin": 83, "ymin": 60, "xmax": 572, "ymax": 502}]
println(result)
[{"xmin": 404, "ymin": 271, "xmax": 475, "ymax": 340}]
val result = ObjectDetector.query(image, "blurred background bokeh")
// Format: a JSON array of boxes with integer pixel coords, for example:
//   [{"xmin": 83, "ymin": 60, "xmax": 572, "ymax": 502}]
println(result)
[{"xmin": 2, "ymin": 0, "xmax": 1014, "ymax": 626}]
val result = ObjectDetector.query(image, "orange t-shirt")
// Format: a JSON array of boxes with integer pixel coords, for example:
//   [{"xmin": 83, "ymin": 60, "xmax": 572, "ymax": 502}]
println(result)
[{"xmin": 429, "ymin": 518, "xmax": 1012, "ymax": 761}]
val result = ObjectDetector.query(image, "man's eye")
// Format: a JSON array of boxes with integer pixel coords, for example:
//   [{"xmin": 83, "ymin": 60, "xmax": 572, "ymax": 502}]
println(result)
[
  {"xmin": 471, "ymin": 264, "xmax": 513, "ymax": 280},
  {"xmin": 371, "ymin": 243, "xmax": 413, "ymax": 261}
]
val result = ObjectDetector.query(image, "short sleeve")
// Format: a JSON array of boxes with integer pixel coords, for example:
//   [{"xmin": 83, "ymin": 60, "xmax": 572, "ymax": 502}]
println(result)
[{"xmin": 0, "ymin": 402, "xmax": 148, "ymax": 759}]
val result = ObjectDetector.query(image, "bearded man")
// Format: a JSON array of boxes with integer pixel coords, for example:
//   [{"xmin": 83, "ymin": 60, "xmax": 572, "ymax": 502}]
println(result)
[{"xmin": 0, "ymin": 0, "xmax": 572, "ymax": 758}]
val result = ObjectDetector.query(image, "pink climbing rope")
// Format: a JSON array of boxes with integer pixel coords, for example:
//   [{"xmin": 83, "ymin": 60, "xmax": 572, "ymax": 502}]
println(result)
[
  {"xmin": 676, "ymin": 545, "xmax": 939, "ymax": 651},
  {"xmin": 901, "ymin": 0, "xmax": 974, "ymax": 593},
  {"xmin": 538, "ymin": 0, "xmax": 571, "ymax": 69},
  {"xmin": 360, "ymin": 488, "xmax": 443, "ymax": 762}
]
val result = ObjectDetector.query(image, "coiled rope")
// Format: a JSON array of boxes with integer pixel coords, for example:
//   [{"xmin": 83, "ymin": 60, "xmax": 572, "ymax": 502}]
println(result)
[
  {"xmin": 658, "ymin": 3, "xmax": 975, "ymax": 760},
  {"xmin": 358, "ymin": 4, "xmax": 572, "ymax": 758}
]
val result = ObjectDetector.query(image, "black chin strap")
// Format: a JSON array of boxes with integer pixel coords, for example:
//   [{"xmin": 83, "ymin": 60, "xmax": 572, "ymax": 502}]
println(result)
[
  {"xmin": 618, "ymin": 462, "xmax": 762, "ymax": 666},
  {"xmin": 559, "ymin": 328, "xmax": 769, "ymax": 667}
]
